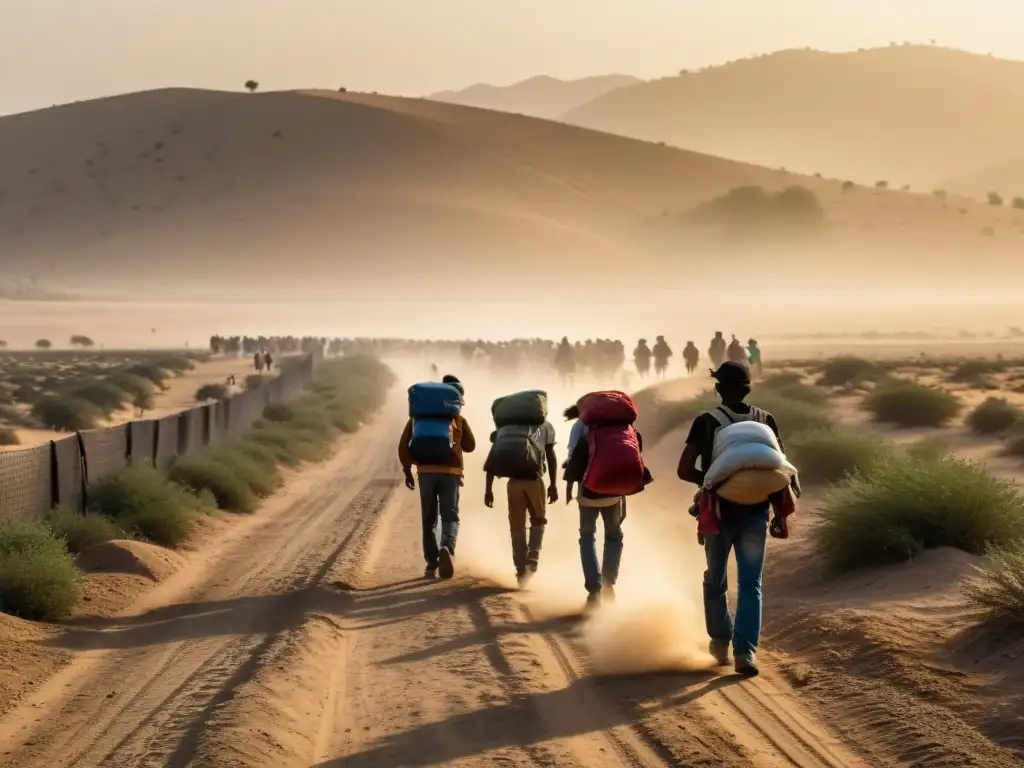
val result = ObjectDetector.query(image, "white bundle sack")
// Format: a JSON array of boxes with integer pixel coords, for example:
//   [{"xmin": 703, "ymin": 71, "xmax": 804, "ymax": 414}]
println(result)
[
  {"xmin": 704, "ymin": 421, "xmax": 797, "ymax": 490},
  {"xmin": 710, "ymin": 421, "xmax": 781, "ymax": 465}
]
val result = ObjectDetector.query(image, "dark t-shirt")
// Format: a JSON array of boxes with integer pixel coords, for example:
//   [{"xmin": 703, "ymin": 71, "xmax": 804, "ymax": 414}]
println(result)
[{"xmin": 684, "ymin": 404, "xmax": 783, "ymax": 517}]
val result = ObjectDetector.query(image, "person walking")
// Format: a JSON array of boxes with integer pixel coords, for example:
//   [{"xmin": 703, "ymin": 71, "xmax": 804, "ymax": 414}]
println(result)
[
  {"xmin": 708, "ymin": 332, "xmax": 726, "ymax": 368},
  {"xmin": 399, "ymin": 374, "xmax": 477, "ymax": 580},
  {"xmin": 652, "ymin": 335, "xmax": 673, "ymax": 379},
  {"xmin": 683, "ymin": 341, "xmax": 700, "ymax": 375},
  {"xmin": 746, "ymin": 339, "xmax": 763, "ymax": 378},
  {"xmin": 484, "ymin": 410, "xmax": 559, "ymax": 587},
  {"xmin": 675, "ymin": 362, "xmax": 798, "ymax": 677},
  {"xmin": 633, "ymin": 339, "xmax": 652, "ymax": 380},
  {"xmin": 564, "ymin": 392, "xmax": 652, "ymax": 611},
  {"xmin": 727, "ymin": 335, "xmax": 747, "ymax": 364}
]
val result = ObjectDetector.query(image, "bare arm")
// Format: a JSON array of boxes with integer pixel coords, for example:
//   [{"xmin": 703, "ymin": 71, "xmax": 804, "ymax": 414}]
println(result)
[
  {"xmin": 460, "ymin": 417, "xmax": 477, "ymax": 453},
  {"xmin": 545, "ymin": 445, "xmax": 558, "ymax": 489},
  {"xmin": 677, "ymin": 443, "xmax": 703, "ymax": 486}
]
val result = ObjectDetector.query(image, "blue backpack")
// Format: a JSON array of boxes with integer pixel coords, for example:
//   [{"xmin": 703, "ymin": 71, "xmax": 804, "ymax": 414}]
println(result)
[{"xmin": 408, "ymin": 382, "xmax": 463, "ymax": 465}]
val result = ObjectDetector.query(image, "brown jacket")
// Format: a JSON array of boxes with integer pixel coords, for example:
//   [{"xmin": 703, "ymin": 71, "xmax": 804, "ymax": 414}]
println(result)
[{"xmin": 398, "ymin": 415, "xmax": 476, "ymax": 475}]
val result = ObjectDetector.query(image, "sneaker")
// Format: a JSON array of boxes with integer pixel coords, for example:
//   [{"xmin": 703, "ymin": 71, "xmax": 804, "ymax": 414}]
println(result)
[
  {"xmin": 438, "ymin": 547, "xmax": 455, "ymax": 580},
  {"xmin": 517, "ymin": 569, "xmax": 534, "ymax": 588},
  {"xmin": 602, "ymin": 585, "xmax": 616, "ymax": 603},
  {"xmin": 424, "ymin": 565, "xmax": 438, "ymax": 579},
  {"xmin": 734, "ymin": 651, "xmax": 760, "ymax": 677},
  {"xmin": 584, "ymin": 590, "xmax": 602, "ymax": 613},
  {"xmin": 709, "ymin": 640, "xmax": 730, "ymax": 666}
]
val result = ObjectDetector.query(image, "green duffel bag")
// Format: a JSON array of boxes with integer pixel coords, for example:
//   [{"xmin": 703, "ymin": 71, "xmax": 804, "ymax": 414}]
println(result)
[{"xmin": 491, "ymin": 389, "xmax": 548, "ymax": 428}]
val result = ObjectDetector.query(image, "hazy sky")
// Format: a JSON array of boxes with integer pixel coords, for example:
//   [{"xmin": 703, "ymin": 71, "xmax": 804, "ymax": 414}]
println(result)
[{"xmin": 1, "ymin": 0, "xmax": 1017, "ymax": 116}]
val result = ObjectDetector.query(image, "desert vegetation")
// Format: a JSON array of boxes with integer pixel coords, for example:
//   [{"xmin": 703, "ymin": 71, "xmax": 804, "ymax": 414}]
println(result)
[
  {"xmin": 816, "ymin": 453, "xmax": 1024, "ymax": 573},
  {"xmin": 862, "ymin": 379, "xmax": 962, "ymax": 427},
  {"xmin": 0, "ymin": 350, "xmax": 201, "ymax": 432},
  {"xmin": 682, "ymin": 184, "xmax": 825, "ymax": 234},
  {"xmin": 0, "ymin": 354, "xmax": 394, "ymax": 621}
]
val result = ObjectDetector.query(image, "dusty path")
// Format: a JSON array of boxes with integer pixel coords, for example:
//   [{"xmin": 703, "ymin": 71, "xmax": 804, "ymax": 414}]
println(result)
[{"xmin": 0, "ymin": 394, "xmax": 863, "ymax": 768}]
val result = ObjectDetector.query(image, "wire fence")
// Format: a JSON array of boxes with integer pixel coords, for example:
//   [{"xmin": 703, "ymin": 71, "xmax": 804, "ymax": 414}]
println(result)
[{"xmin": 0, "ymin": 350, "xmax": 322, "ymax": 523}]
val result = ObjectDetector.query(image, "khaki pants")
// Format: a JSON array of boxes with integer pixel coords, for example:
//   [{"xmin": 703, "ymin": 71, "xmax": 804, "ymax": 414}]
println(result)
[{"xmin": 507, "ymin": 478, "xmax": 547, "ymax": 573}]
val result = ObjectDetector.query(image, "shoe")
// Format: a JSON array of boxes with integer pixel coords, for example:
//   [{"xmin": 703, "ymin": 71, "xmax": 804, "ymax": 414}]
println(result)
[
  {"xmin": 709, "ymin": 640, "xmax": 730, "ymax": 667},
  {"xmin": 438, "ymin": 547, "xmax": 455, "ymax": 580},
  {"xmin": 517, "ymin": 568, "xmax": 535, "ymax": 588},
  {"xmin": 424, "ymin": 565, "xmax": 438, "ymax": 579},
  {"xmin": 734, "ymin": 651, "xmax": 760, "ymax": 677},
  {"xmin": 584, "ymin": 590, "xmax": 602, "ymax": 613},
  {"xmin": 602, "ymin": 585, "xmax": 616, "ymax": 603}
]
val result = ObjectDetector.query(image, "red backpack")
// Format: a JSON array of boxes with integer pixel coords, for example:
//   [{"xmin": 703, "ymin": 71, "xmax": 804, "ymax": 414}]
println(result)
[{"xmin": 579, "ymin": 391, "xmax": 646, "ymax": 496}]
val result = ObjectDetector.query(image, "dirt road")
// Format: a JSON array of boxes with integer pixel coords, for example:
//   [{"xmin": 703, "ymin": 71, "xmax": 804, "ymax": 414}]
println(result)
[{"xmin": 0, "ymin": 393, "xmax": 864, "ymax": 768}]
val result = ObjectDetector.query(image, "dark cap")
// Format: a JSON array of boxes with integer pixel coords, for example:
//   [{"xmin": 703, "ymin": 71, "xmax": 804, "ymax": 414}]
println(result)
[
  {"xmin": 442, "ymin": 374, "xmax": 464, "ymax": 395},
  {"xmin": 710, "ymin": 361, "xmax": 751, "ymax": 387}
]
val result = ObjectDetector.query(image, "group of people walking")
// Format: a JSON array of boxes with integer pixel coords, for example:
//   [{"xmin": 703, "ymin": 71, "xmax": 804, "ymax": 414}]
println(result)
[
  {"xmin": 397, "ymin": 361, "xmax": 797, "ymax": 678},
  {"xmin": 632, "ymin": 334, "xmax": 763, "ymax": 380}
]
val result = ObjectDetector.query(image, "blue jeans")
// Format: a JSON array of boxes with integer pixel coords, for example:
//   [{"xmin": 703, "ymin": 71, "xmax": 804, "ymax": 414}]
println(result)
[
  {"xmin": 703, "ymin": 508, "xmax": 769, "ymax": 656},
  {"xmin": 579, "ymin": 499, "xmax": 625, "ymax": 594},
  {"xmin": 419, "ymin": 473, "xmax": 461, "ymax": 567}
]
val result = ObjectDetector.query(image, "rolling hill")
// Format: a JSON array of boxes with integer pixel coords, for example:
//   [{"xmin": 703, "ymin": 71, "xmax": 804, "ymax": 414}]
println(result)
[
  {"xmin": 0, "ymin": 86, "xmax": 1018, "ymax": 298},
  {"xmin": 429, "ymin": 74, "xmax": 641, "ymax": 120},
  {"xmin": 563, "ymin": 46, "xmax": 1024, "ymax": 194}
]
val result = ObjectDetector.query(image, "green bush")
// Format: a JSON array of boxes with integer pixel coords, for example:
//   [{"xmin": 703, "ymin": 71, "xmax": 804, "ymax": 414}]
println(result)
[
  {"xmin": 124, "ymin": 363, "xmax": 170, "ymax": 388},
  {"xmin": 45, "ymin": 506, "xmax": 121, "ymax": 554},
  {"xmin": 966, "ymin": 397, "xmax": 1022, "ymax": 435},
  {"xmin": 905, "ymin": 436, "xmax": 952, "ymax": 461},
  {"xmin": 1001, "ymin": 423, "xmax": 1024, "ymax": 456},
  {"xmin": 195, "ymin": 383, "xmax": 228, "ymax": 402},
  {"xmin": 786, "ymin": 428, "xmax": 890, "ymax": 485},
  {"xmin": 754, "ymin": 390, "xmax": 835, "ymax": 434},
  {"xmin": 107, "ymin": 372, "xmax": 156, "ymax": 401},
  {"xmin": 154, "ymin": 356, "xmax": 194, "ymax": 373},
  {"xmin": 816, "ymin": 454, "xmax": 1024, "ymax": 573},
  {"xmin": 0, "ymin": 427, "xmax": 20, "ymax": 445},
  {"xmin": 817, "ymin": 356, "xmax": 878, "ymax": 387},
  {"xmin": 207, "ymin": 447, "xmax": 280, "ymax": 497},
  {"xmin": 169, "ymin": 455, "xmax": 257, "ymax": 514},
  {"xmin": 964, "ymin": 545, "xmax": 1024, "ymax": 626},
  {"xmin": 71, "ymin": 380, "xmax": 129, "ymax": 415},
  {"xmin": 31, "ymin": 395, "xmax": 102, "ymax": 431},
  {"xmin": 949, "ymin": 359, "xmax": 1006, "ymax": 383},
  {"xmin": 758, "ymin": 378, "xmax": 830, "ymax": 407},
  {"xmin": 246, "ymin": 422, "xmax": 329, "ymax": 467},
  {"xmin": 0, "ymin": 520, "xmax": 80, "ymax": 620},
  {"xmin": 244, "ymin": 374, "xmax": 264, "ymax": 390},
  {"xmin": 89, "ymin": 463, "xmax": 196, "ymax": 547},
  {"xmin": 863, "ymin": 380, "xmax": 962, "ymax": 427}
]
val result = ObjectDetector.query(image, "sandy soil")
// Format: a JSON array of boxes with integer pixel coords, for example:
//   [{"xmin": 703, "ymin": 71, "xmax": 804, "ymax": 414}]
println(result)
[{"xmin": 0, "ymin": 379, "xmax": 868, "ymax": 768}]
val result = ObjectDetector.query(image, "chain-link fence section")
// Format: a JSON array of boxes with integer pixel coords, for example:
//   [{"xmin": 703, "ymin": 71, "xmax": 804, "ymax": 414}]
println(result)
[{"xmin": 0, "ymin": 350, "xmax": 322, "ymax": 521}]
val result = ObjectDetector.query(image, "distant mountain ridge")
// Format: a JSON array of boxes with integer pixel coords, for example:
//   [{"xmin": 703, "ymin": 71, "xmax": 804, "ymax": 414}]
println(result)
[
  {"xmin": 560, "ymin": 46, "xmax": 1024, "ymax": 192},
  {"xmin": 429, "ymin": 73, "xmax": 641, "ymax": 120}
]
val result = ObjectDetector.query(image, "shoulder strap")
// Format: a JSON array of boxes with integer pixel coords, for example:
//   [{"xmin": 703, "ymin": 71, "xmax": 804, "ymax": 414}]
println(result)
[
  {"xmin": 706, "ymin": 407, "xmax": 735, "ymax": 429},
  {"xmin": 748, "ymin": 406, "xmax": 767, "ymax": 424}
]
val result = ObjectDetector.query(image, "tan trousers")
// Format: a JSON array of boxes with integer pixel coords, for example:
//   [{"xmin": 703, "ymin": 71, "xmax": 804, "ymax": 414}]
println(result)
[{"xmin": 507, "ymin": 478, "xmax": 547, "ymax": 573}]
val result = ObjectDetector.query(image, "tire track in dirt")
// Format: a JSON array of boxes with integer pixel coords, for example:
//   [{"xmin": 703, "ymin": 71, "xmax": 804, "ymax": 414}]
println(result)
[{"xmin": 0, "ymin": 415, "xmax": 403, "ymax": 768}]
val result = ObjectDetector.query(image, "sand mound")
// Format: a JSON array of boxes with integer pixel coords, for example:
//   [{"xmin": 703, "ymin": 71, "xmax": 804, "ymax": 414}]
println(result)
[
  {"xmin": 1, "ymin": 86, "xmax": 1014, "ymax": 295},
  {"xmin": 76, "ymin": 539, "xmax": 185, "ymax": 582},
  {"xmin": 192, "ymin": 614, "xmax": 345, "ymax": 768},
  {"xmin": 0, "ymin": 613, "xmax": 69, "ymax": 718}
]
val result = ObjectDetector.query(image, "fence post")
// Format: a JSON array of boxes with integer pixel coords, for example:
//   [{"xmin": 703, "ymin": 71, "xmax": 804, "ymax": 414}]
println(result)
[
  {"xmin": 76, "ymin": 431, "xmax": 89, "ymax": 512},
  {"xmin": 49, "ymin": 440, "xmax": 59, "ymax": 509}
]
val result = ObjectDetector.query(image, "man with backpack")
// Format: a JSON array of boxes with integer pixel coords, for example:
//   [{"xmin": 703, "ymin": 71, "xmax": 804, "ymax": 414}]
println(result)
[
  {"xmin": 563, "ymin": 391, "xmax": 652, "ymax": 610},
  {"xmin": 483, "ymin": 390, "xmax": 559, "ymax": 586},
  {"xmin": 399, "ymin": 374, "xmax": 476, "ymax": 580},
  {"xmin": 676, "ymin": 361, "xmax": 797, "ymax": 677}
]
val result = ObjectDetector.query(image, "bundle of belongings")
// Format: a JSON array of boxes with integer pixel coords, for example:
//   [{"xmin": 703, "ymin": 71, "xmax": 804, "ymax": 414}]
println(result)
[
  {"xmin": 690, "ymin": 406, "xmax": 800, "ymax": 537},
  {"xmin": 484, "ymin": 390, "xmax": 548, "ymax": 479}
]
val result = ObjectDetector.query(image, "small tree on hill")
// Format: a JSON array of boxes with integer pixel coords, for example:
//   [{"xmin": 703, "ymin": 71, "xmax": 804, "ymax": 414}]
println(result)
[
  {"xmin": 841, "ymin": 180, "xmax": 855, "ymax": 192},
  {"xmin": 70, "ymin": 335, "xmax": 94, "ymax": 348},
  {"xmin": 244, "ymin": 80, "xmax": 259, "ymax": 93},
  {"xmin": 1012, "ymin": 196, "xmax": 1024, "ymax": 210},
  {"xmin": 988, "ymin": 191, "xmax": 1004, "ymax": 206},
  {"xmin": 875, "ymin": 180, "xmax": 888, "ymax": 189},
  {"xmin": 35, "ymin": 339, "xmax": 52, "ymax": 349}
]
